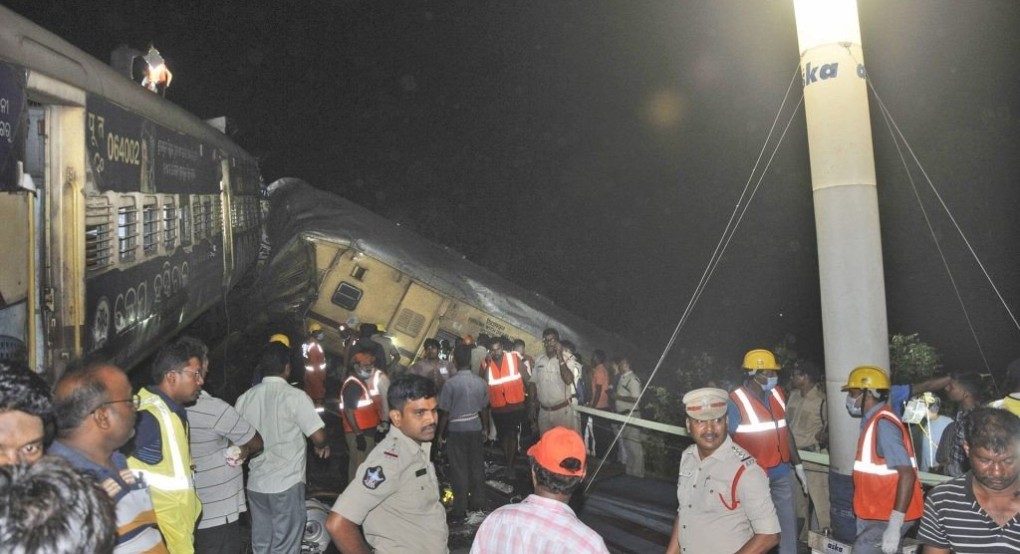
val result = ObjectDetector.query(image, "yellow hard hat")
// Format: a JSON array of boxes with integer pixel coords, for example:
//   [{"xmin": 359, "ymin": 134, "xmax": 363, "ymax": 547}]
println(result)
[
  {"xmin": 269, "ymin": 333, "xmax": 291, "ymax": 349},
  {"xmin": 308, "ymin": 322, "xmax": 322, "ymax": 333},
  {"xmin": 742, "ymin": 349, "xmax": 780, "ymax": 371},
  {"xmin": 842, "ymin": 365, "xmax": 891, "ymax": 391}
]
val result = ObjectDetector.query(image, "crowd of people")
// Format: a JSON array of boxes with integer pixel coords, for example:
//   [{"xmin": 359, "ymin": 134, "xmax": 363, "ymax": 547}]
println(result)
[{"xmin": 0, "ymin": 329, "xmax": 1018, "ymax": 554}]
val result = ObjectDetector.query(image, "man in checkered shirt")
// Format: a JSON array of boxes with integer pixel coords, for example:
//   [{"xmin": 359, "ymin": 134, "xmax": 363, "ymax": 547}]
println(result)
[{"xmin": 469, "ymin": 426, "xmax": 609, "ymax": 554}]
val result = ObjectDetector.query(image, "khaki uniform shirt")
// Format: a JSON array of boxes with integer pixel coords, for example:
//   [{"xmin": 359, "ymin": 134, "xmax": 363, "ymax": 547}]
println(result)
[
  {"xmin": 331, "ymin": 424, "xmax": 449, "ymax": 553},
  {"xmin": 532, "ymin": 353, "xmax": 581, "ymax": 408},
  {"xmin": 675, "ymin": 436, "xmax": 780, "ymax": 554},
  {"xmin": 786, "ymin": 385, "xmax": 826, "ymax": 450}
]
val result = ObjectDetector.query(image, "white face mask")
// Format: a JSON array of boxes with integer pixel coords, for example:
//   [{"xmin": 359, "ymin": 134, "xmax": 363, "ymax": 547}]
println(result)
[
  {"xmin": 762, "ymin": 376, "xmax": 779, "ymax": 391},
  {"xmin": 845, "ymin": 394, "xmax": 863, "ymax": 417},
  {"xmin": 356, "ymin": 368, "xmax": 372, "ymax": 380}
]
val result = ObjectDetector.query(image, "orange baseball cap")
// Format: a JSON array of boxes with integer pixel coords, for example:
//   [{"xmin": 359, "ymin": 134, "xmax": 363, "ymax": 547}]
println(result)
[{"xmin": 527, "ymin": 426, "xmax": 586, "ymax": 477}]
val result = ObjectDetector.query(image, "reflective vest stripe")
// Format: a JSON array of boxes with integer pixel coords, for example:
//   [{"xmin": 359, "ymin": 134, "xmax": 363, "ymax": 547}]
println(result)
[
  {"xmin": 730, "ymin": 386, "xmax": 791, "ymax": 469},
  {"xmin": 134, "ymin": 393, "xmax": 191, "ymax": 491},
  {"xmin": 852, "ymin": 407, "xmax": 924, "ymax": 520},
  {"xmin": 340, "ymin": 376, "xmax": 381, "ymax": 431},
  {"xmin": 486, "ymin": 354, "xmax": 526, "ymax": 408},
  {"xmin": 338, "ymin": 377, "xmax": 375, "ymax": 409},
  {"xmin": 732, "ymin": 389, "xmax": 788, "ymax": 432}
]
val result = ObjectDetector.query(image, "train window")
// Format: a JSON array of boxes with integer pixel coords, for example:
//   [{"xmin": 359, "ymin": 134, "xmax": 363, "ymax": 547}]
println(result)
[
  {"xmin": 180, "ymin": 201, "xmax": 192, "ymax": 247},
  {"xmin": 117, "ymin": 200, "xmax": 139, "ymax": 262},
  {"xmin": 351, "ymin": 265, "xmax": 368, "ymax": 281},
  {"xmin": 163, "ymin": 200, "xmax": 177, "ymax": 250},
  {"xmin": 331, "ymin": 281, "xmax": 363, "ymax": 310},
  {"xmin": 208, "ymin": 198, "xmax": 221, "ymax": 237},
  {"xmin": 142, "ymin": 201, "xmax": 159, "ymax": 254},
  {"xmin": 192, "ymin": 196, "xmax": 205, "ymax": 240},
  {"xmin": 85, "ymin": 197, "xmax": 113, "ymax": 272}
]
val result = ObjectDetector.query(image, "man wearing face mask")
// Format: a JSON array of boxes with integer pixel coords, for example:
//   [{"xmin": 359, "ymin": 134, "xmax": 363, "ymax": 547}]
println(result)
[
  {"xmin": 340, "ymin": 352, "xmax": 385, "ymax": 483},
  {"xmin": 726, "ymin": 349, "xmax": 805, "ymax": 554},
  {"xmin": 842, "ymin": 366, "xmax": 923, "ymax": 554}
]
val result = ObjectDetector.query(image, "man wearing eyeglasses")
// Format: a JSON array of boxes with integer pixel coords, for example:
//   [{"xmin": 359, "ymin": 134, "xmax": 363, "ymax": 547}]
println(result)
[
  {"xmin": 128, "ymin": 341, "xmax": 205, "ymax": 554},
  {"xmin": 50, "ymin": 361, "xmax": 169, "ymax": 553}
]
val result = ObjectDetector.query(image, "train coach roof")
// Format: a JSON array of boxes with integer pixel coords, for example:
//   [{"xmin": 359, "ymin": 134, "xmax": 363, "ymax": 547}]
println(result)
[
  {"xmin": 0, "ymin": 5, "xmax": 253, "ymax": 160},
  {"xmin": 263, "ymin": 178, "xmax": 640, "ymax": 359}
]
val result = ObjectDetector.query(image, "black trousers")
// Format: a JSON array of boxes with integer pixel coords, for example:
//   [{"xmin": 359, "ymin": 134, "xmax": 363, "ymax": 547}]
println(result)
[
  {"xmin": 447, "ymin": 430, "xmax": 486, "ymax": 516},
  {"xmin": 194, "ymin": 519, "xmax": 241, "ymax": 554}
]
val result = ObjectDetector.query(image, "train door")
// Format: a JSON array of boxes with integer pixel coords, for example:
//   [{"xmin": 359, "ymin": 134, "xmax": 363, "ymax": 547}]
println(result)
[
  {"xmin": 24, "ymin": 74, "xmax": 87, "ymax": 374},
  {"xmin": 387, "ymin": 282, "xmax": 445, "ymax": 365}
]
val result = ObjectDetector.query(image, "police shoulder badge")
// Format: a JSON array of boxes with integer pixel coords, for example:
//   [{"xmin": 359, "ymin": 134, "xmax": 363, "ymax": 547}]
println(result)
[{"xmin": 363, "ymin": 466, "xmax": 386, "ymax": 489}]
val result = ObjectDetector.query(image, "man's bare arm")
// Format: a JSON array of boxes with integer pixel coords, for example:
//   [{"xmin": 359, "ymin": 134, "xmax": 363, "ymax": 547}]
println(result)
[{"xmin": 326, "ymin": 512, "xmax": 372, "ymax": 554}]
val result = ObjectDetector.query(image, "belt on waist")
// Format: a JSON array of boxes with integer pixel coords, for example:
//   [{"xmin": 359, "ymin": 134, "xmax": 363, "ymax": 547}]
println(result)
[
  {"xmin": 540, "ymin": 400, "xmax": 570, "ymax": 411},
  {"xmin": 449, "ymin": 413, "xmax": 480, "ymax": 423}
]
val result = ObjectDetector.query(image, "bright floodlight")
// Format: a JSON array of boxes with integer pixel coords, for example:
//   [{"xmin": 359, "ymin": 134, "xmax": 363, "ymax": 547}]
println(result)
[{"xmin": 793, "ymin": 0, "xmax": 862, "ymax": 53}]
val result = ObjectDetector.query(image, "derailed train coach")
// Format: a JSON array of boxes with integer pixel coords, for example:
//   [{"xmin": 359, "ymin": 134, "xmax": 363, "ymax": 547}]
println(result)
[
  {"xmin": 0, "ymin": 6, "xmax": 262, "ymax": 376},
  {"xmin": 257, "ymin": 178, "xmax": 638, "ymax": 367}
]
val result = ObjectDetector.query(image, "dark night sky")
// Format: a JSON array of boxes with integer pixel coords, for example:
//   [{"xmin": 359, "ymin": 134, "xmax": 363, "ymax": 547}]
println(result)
[{"xmin": 8, "ymin": 1, "xmax": 1020, "ymax": 382}]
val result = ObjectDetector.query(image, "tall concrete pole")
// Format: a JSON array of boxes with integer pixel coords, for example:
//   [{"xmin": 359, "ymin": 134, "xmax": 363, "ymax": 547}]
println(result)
[{"xmin": 793, "ymin": 0, "xmax": 890, "ymax": 540}]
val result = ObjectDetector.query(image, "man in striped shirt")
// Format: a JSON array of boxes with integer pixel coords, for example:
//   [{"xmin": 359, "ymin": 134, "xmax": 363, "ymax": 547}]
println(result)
[
  {"xmin": 918, "ymin": 407, "xmax": 1020, "ymax": 553},
  {"xmin": 50, "ymin": 361, "xmax": 168, "ymax": 553},
  {"xmin": 470, "ymin": 426, "xmax": 609, "ymax": 554}
]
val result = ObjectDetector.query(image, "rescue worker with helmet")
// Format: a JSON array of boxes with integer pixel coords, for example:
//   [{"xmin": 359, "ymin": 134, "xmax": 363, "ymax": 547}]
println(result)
[
  {"xmin": 726, "ymin": 349, "xmax": 806, "ymax": 554},
  {"xmin": 843, "ymin": 365, "xmax": 923, "ymax": 554},
  {"xmin": 340, "ymin": 351, "xmax": 388, "ymax": 483},
  {"xmin": 302, "ymin": 322, "xmax": 327, "ymax": 405}
]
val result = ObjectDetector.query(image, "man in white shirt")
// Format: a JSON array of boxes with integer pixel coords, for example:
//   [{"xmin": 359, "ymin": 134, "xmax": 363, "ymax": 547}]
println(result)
[{"xmin": 235, "ymin": 342, "xmax": 329, "ymax": 554}]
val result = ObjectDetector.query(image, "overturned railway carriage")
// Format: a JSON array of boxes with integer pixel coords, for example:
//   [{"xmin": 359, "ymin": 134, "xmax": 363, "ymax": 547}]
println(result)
[
  {"xmin": 0, "ymin": 6, "xmax": 262, "ymax": 375},
  {"xmin": 260, "ymin": 178, "xmax": 636, "ymax": 366}
]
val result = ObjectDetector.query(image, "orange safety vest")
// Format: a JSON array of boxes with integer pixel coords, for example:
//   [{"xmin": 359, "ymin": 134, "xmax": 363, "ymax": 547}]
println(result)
[
  {"xmin": 730, "ymin": 386, "xmax": 791, "ymax": 469},
  {"xmin": 486, "ymin": 353, "xmax": 526, "ymax": 409},
  {"xmin": 339, "ymin": 376, "xmax": 381, "ymax": 433},
  {"xmin": 853, "ymin": 406, "xmax": 924, "ymax": 521}
]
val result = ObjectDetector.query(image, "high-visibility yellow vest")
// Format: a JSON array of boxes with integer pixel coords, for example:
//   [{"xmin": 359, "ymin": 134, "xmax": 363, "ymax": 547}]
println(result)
[{"xmin": 128, "ymin": 388, "xmax": 201, "ymax": 554}]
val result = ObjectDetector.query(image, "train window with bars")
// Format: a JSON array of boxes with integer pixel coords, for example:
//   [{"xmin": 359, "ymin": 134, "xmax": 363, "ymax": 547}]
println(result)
[
  {"xmin": 142, "ymin": 200, "xmax": 159, "ymax": 255},
  {"xmin": 117, "ymin": 198, "xmax": 139, "ymax": 262},
  {"xmin": 85, "ymin": 197, "xmax": 113, "ymax": 272},
  {"xmin": 192, "ymin": 196, "xmax": 205, "ymax": 240},
  {"xmin": 180, "ymin": 200, "xmax": 192, "ymax": 246},
  {"xmin": 331, "ymin": 281, "xmax": 363, "ymax": 310},
  {"xmin": 163, "ymin": 199, "xmax": 177, "ymax": 250},
  {"xmin": 208, "ymin": 197, "xmax": 221, "ymax": 237}
]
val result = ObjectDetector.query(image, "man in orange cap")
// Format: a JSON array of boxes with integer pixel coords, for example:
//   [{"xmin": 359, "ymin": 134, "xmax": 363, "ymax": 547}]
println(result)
[{"xmin": 470, "ymin": 426, "xmax": 609, "ymax": 553}]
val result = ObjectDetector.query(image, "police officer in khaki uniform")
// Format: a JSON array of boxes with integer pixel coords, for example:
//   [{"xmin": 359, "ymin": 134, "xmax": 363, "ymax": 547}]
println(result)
[
  {"xmin": 666, "ymin": 388, "xmax": 781, "ymax": 554},
  {"xmin": 326, "ymin": 375, "xmax": 449, "ymax": 553}
]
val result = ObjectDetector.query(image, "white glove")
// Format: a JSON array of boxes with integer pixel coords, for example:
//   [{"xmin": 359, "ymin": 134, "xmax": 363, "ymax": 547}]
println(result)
[
  {"xmin": 881, "ymin": 510, "xmax": 905, "ymax": 554},
  {"xmin": 794, "ymin": 463, "xmax": 808, "ymax": 496}
]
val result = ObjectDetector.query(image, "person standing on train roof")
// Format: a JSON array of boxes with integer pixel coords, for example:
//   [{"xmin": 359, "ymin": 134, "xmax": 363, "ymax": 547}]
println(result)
[
  {"xmin": 725, "ymin": 349, "xmax": 806, "ymax": 554},
  {"xmin": 126, "ymin": 342, "xmax": 204, "ymax": 554},
  {"xmin": 842, "ymin": 365, "xmax": 924, "ymax": 554},
  {"xmin": 235, "ymin": 342, "xmax": 330, "ymax": 554},
  {"xmin": 302, "ymin": 322, "xmax": 328, "ymax": 406}
]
